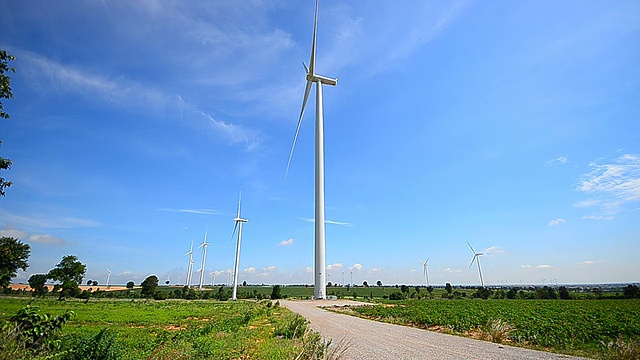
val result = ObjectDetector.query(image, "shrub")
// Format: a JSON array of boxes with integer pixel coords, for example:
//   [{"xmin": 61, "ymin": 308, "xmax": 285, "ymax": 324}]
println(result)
[{"xmin": 62, "ymin": 328, "xmax": 120, "ymax": 360}]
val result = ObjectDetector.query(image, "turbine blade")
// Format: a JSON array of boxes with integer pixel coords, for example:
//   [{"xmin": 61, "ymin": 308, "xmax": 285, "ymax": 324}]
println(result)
[
  {"xmin": 469, "ymin": 255, "xmax": 477, "ymax": 269},
  {"xmin": 231, "ymin": 222, "xmax": 239, "ymax": 241},
  {"xmin": 467, "ymin": 241, "xmax": 476, "ymax": 254},
  {"xmin": 285, "ymin": 80, "xmax": 312, "ymax": 177},
  {"xmin": 309, "ymin": 0, "xmax": 318, "ymax": 76},
  {"xmin": 302, "ymin": 61, "xmax": 309, "ymax": 74},
  {"xmin": 237, "ymin": 193, "xmax": 242, "ymax": 218}
]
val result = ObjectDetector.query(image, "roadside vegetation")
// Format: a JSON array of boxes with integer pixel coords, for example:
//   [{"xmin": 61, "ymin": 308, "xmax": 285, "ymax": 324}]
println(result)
[{"xmin": 0, "ymin": 298, "xmax": 336, "ymax": 360}]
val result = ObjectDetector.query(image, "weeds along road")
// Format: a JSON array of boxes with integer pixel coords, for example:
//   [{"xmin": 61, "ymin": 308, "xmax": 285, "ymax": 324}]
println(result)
[{"xmin": 281, "ymin": 300, "xmax": 588, "ymax": 360}]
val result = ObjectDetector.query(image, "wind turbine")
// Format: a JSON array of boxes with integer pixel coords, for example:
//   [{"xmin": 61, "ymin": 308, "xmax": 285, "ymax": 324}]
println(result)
[
  {"xmin": 231, "ymin": 194, "xmax": 248, "ymax": 301},
  {"xmin": 467, "ymin": 241, "xmax": 485, "ymax": 288},
  {"xmin": 185, "ymin": 241, "xmax": 194, "ymax": 287},
  {"xmin": 198, "ymin": 230, "xmax": 209, "ymax": 291},
  {"xmin": 286, "ymin": 0, "xmax": 337, "ymax": 301},
  {"xmin": 105, "ymin": 269, "xmax": 111, "ymax": 288},
  {"xmin": 420, "ymin": 259, "xmax": 430, "ymax": 287}
]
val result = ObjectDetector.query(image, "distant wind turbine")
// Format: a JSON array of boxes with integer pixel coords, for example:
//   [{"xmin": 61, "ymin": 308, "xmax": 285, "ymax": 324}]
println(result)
[
  {"xmin": 420, "ymin": 259, "xmax": 430, "ymax": 287},
  {"xmin": 105, "ymin": 269, "xmax": 111, "ymax": 288},
  {"xmin": 231, "ymin": 194, "xmax": 248, "ymax": 301},
  {"xmin": 198, "ymin": 230, "xmax": 209, "ymax": 291},
  {"xmin": 467, "ymin": 241, "xmax": 485, "ymax": 287},
  {"xmin": 286, "ymin": 0, "xmax": 337, "ymax": 301},
  {"xmin": 185, "ymin": 241, "xmax": 194, "ymax": 287}
]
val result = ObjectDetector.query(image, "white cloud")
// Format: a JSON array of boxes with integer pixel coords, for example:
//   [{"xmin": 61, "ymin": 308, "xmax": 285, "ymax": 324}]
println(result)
[
  {"xmin": 577, "ymin": 154, "xmax": 640, "ymax": 218},
  {"xmin": 304, "ymin": 267, "xmax": 313, "ymax": 273},
  {"xmin": 279, "ymin": 238, "xmax": 294, "ymax": 246},
  {"xmin": 536, "ymin": 264, "xmax": 553, "ymax": 269},
  {"xmin": 263, "ymin": 266, "xmax": 276, "ymax": 272},
  {"xmin": 483, "ymin": 246, "xmax": 504, "ymax": 255},
  {"xmin": 326, "ymin": 263, "xmax": 343, "ymax": 270},
  {"xmin": 443, "ymin": 268, "xmax": 461, "ymax": 273},
  {"xmin": 243, "ymin": 267, "xmax": 256, "ymax": 273},
  {"xmin": 549, "ymin": 218, "xmax": 566, "ymax": 226},
  {"xmin": 545, "ymin": 155, "xmax": 569, "ymax": 167},
  {"xmin": 581, "ymin": 260, "xmax": 598, "ymax": 265},
  {"xmin": 28, "ymin": 234, "xmax": 69, "ymax": 245},
  {"xmin": 521, "ymin": 264, "xmax": 532, "ymax": 269},
  {"xmin": 0, "ymin": 229, "xmax": 28, "ymax": 239},
  {"xmin": 582, "ymin": 215, "xmax": 614, "ymax": 221},
  {"xmin": 350, "ymin": 263, "xmax": 363, "ymax": 271},
  {"xmin": 370, "ymin": 267, "xmax": 382, "ymax": 273}
]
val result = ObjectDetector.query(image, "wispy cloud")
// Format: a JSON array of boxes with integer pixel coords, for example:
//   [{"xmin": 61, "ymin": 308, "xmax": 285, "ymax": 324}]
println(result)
[
  {"xmin": 577, "ymin": 154, "xmax": 640, "ymax": 219},
  {"xmin": 298, "ymin": 217, "xmax": 351, "ymax": 226},
  {"xmin": 350, "ymin": 263, "xmax": 363, "ymax": 271},
  {"xmin": 581, "ymin": 260, "xmax": 598, "ymax": 265},
  {"xmin": 545, "ymin": 155, "xmax": 569, "ymax": 167},
  {"xmin": 521, "ymin": 264, "xmax": 532, "ymax": 269},
  {"xmin": 326, "ymin": 263, "xmax": 343, "ymax": 270},
  {"xmin": 157, "ymin": 208, "xmax": 221, "ymax": 215},
  {"xmin": 549, "ymin": 218, "xmax": 566, "ymax": 226},
  {"xmin": 28, "ymin": 234, "xmax": 70, "ymax": 246},
  {"xmin": 443, "ymin": 268, "xmax": 461, "ymax": 273},
  {"xmin": 0, "ymin": 211, "xmax": 99, "ymax": 229},
  {"xmin": 243, "ymin": 267, "xmax": 256, "ymax": 274},
  {"xmin": 370, "ymin": 267, "xmax": 382, "ymax": 273},
  {"xmin": 279, "ymin": 238, "xmax": 294, "ymax": 246},
  {"xmin": 18, "ymin": 50, "xmax": 260, "ymax": 150}
]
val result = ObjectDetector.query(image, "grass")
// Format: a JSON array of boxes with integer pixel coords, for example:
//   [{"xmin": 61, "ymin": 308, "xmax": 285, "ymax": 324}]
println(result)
[{"xmin": 0, "ymin": 298, "xmax": 337, "ymax": 360}]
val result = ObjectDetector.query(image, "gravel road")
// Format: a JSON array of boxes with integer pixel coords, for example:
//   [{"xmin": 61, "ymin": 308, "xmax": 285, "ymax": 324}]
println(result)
[{"xmin": 282, "ymin": 300, "xmax": 589, "ymax": 360}]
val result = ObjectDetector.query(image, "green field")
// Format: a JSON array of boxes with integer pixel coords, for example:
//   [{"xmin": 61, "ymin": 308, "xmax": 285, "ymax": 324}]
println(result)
[
  {"xmin": 347, "ymin": 298, "xmax": 640, "ymax": 359},
  {"xmin": 0, "ymin": 298, "xmax": 328, "ymax": 360}
]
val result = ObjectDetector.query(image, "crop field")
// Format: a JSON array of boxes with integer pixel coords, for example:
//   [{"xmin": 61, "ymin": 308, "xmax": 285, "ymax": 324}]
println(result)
[
  {"xmin": 347, "ymin": 298, "xmax": 640, "ymax": 359},
  {"xmin": 0, "ymin": 298, "xmax": 327, "ymax": 360}
]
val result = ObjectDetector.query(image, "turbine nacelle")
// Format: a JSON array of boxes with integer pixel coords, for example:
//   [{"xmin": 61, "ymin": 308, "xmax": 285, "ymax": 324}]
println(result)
[{"xmin": 307, "ymin": 73, "xmax": 338, "ymax": 86}]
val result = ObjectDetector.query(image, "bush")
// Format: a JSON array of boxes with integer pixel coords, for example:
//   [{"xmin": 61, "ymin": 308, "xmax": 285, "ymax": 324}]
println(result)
[
  {"xmin": 274, "ymin": 314, "xmax": 307, "ymax": 339},
  {"xmin": 63, "ymin": 328, "xmax": 120, "ymax": 360}
]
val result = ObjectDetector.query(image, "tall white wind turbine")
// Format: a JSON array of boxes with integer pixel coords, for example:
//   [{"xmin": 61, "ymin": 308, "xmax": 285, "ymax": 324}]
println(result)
[
  {"xmin": 198, "ymin": 230, "xmax": 209, "ymax": 291},
  {"xmin": 420, "ymin": 259, "xmax": 430, "ymax": 287},
  {"xmin": 286, "ymin": 0, "xmax": 337, "ymax": 301},
  {"xmin": 231, "ymin": 194, "xmax": 248, "ymax": 301},
  {"xmin": 467, "ymin": 241, "xmax": 485, "ymax": 287},
  {"xmin": 185, "ymin": 241, "xmax": 194, "ymax": 287}
]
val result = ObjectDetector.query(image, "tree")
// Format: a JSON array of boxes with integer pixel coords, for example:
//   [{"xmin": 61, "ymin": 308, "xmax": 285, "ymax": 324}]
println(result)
[
  {"xmin": 400, "ymin": 284, "xmax": 409, "ymax": 293},
  {"xmin": 623, "ymin": 284, "xmax": 640, "ymax": 299},
  {"xmin": 270, "ymin": 284, "xmax": 282, "ymax": 300},
  {"xmin": 427, "ymin": 286, "xmax": 434, "ymax": 295},
  {"xmin": 376, "ymin": 280, "xmax": 382, "ymax": 287},
  {"xmin": 1, "ymin": 50, "xmax": 16, "ymax": 196},
  {"xmin": 47, "ymin": 255, "xmax": 86, "ymax": 299},
  {"xmin": 558, "ymin": 286, "xmax": 570, "ymax": 300},
  {"xmin": 362, "ymin": 281, "xmax": 369, "ymax": 287},
  {"xmin": 140, "ymin": 275, "xmax": 159, "ymax": 297},
  {"xmin": 242, "ymin": 280, "xmax": 247, "ymax": 286},
  {"xmin": 445, "ymin": 283, "xmax": 452, "ymax": 294},
  {"xmin": 126, "ymin": 281, "xmax": 135, "ymax": 289},
  {"xmin": 92, "ymin": 280, "xmax": 98, "ymax": 286},
  {"xmin": 0, "ymin": 236, "xmax": 30, "ymax": 288},
  {"xmin": 28, "ymin": 274, "xmax": 49, "ymax": 297}
]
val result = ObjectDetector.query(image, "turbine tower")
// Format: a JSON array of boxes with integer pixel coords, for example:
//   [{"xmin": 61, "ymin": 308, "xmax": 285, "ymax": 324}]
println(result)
[
  {"xmin": 198, "ymin": 230, "xmax": 209, "ymax": 291},
  {"xmin": 286, "ymin": 0, "xmax": 337, "ymax": 300},
  {"xmin": 185, "ymin": 241, "xmax": 194, "ymax": 287},
  {"xmin": 105, "ymin": 269, "xmax": 111, "ymax": 288},
  {"xmin": 467, "ymin": 241, "xmax": 485, "ymax": 287},
  {"xmin": 420, "ymin": 259, "xmax": 430, "ymax": 287},
  {"xmin": 231, "ymin": 194, "xmax": 248, "ymax": 301}
]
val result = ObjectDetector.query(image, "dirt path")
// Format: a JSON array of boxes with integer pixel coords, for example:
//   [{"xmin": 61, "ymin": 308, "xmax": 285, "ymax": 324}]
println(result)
[{"xmin": 281, "ymin": 300, "xmax": 588, "ymax": 360}]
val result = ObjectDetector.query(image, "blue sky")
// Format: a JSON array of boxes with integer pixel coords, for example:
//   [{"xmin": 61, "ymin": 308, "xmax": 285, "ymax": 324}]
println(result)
[{"xmin": 1, "ymin": 0, "xmax": 639, "ymax": 287}]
